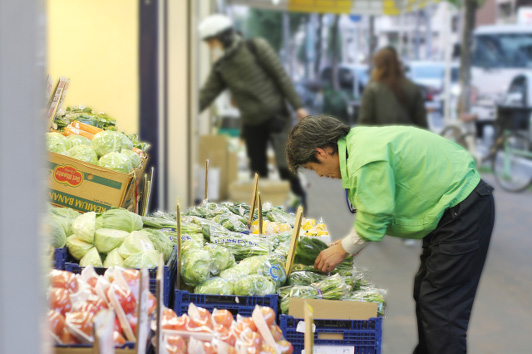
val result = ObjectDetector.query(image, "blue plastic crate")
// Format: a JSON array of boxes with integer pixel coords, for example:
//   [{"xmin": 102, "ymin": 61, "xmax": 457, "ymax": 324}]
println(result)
[
  {"xmin": 53, "ymin": 247, "xmax": 67, "ymax": 270},
  {"xmin": 64, "ymin": 247, "xmax": 177, "ymax": 307},
  {"xmin": 279, "ymin": 315, "xmax": 382, "ymax": 354},
  {"xmin": 173, "ymin": 289, "xmax": 279, "ymax": 319}
]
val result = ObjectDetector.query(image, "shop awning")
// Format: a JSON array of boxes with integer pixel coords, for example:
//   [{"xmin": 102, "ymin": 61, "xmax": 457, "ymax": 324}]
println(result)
[{"xmin": 226, "ymin": 0, "xmax": 442, "ymax": 15}]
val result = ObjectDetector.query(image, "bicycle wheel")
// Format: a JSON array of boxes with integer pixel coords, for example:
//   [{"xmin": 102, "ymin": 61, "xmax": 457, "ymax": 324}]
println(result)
[
  {"xmin": 440, "ymin": 125, "xmax": 468, "ymax": 150},
  {"xmin": 491, "ymin": 133, "xmax": 532, "ymax": 192}
]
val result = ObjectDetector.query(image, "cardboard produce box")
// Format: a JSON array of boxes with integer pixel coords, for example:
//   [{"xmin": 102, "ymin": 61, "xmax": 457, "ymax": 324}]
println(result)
[
  {"xmin": 198, "ymin": 135, "xmax": 238, "ymax": 200},
  {"xmin": 229, "ymin": 179, "xmax": 290, "ymax": 206},
  {"xmin": 48, "ymin": 152, "xmax": 148, "ymax": 213}
]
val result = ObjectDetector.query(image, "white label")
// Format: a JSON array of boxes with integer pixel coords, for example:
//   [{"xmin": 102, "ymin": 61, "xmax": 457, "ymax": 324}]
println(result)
[
  {"xmin": 302, "ymin": 346, "xmax": 355, "ymax": 354},
  {"xmin": 296, "ymin": 321, "xmax": 316, "ymax": 333}
]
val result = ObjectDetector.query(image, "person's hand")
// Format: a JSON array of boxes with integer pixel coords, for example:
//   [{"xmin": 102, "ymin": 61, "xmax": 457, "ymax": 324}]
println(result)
[
  {"xmin": 296, "ymin": 108, "xmax": 310, "ymax": 121},
  {"xmin": 328, "ymin": 240, "xmax": 342, "ymax": 247},
  {"xmin": 314, "ymin": 243, "xmax": 349, "ymax": 273}
]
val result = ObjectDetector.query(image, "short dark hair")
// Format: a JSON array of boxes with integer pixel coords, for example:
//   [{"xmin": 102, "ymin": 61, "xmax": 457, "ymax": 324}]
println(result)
[{"xmin": 286, "ymin": 115, "xmax": 351, "ymax": 174}]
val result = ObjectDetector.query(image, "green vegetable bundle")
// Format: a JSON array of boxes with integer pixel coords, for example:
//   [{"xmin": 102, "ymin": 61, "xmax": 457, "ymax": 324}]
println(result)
[
  {"xmin": 288, "ymin": 271, "xmax": 327, "ymax": 286},
  {"xmin": 210, "ymin": 233, "xmax": 272, "ymax": 261},
  {"xmin": 311, "ymin": 274, "xmax": 350, "ymax": 300},
  {"xmin": 280, "ymin": 285, "xmax": 321, "ymax": 314}
]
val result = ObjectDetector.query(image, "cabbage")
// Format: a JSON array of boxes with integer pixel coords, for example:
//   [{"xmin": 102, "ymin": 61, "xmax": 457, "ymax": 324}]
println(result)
[
  {"xmin": 80, "ymin": 247, "xmax": 103, "ymax": 267},
  {"xmin": 94, "ymin": 228, "xmax": 129, "ymax": 253},
  {"xmin": 72, "ymin": 212, "xmax": 97, "ymax": 243},
  {"xmin": 98, "ymin": 152, "xmax": 133, "ymax": 174},
  {"xmin": 194, "ymin": 277, "xmax": 234, "ymax": 295},
  {"xmin": 219, "ymin": 264, "xmax": 250, "ymax": 281},
  {"xmin": 91, "ymin": 131, "xmax": 122, "ymax": 157},
  {"xmin": 143, "ymin": 229, "xmax": 174, "ymax": 263},
  {"xmin": 49, "ymin": 216, "xmax": 67, "ymax": 248},
  {"xmin": 67, "ymin": 135, "xmax": 91, "ymax": 147},
  {"xmin": 47, "ymin": 132, "xmax": 72, "ymax": 154},
  {"xmin": 65, "ymin": 145, "xmax": 99, "ymax": 164},
  {"xmin": 103, "ymin": 248, "xmax": 124, "ymax": 267},
  {"xmin": 118, "ymin": 231, "xmax": 155, "ymax": 260},
  {"xmin": 181, "ymin": 249, "xmax": 210, "ymax": 286},
  {"xmin": 233, "ymin": 274, "xmax": 276, "ymax": 296},
  {"xmin": 121, "ymin": 149, "xmax": 141, "ymax": 169},
  {"xmin": 98, "ymin": 208, "xmax": 143, "ymax": 232},
  {"xmin": 204, "ymin": 244, "xmax": 235, "ymax": 275},
  {"xmin": 120, "ymin": 134, "xmax": 134, "ymax": 150},
  {"xmin": 50, "ymin": 213, "xmax": 74, "ymax": 238},
  {"xmin": 66, "ymin": 236, "xmax": 93, "ymax": 260},
  {"xmin": 123, "ymin": 250, "xmax": 160, "ymax": 268},
  {"xmin": 256, "ymin": 256, "xmax": 287, "ymax": 289},
  {"xmin": 49, "ymin": 205, "xmax": 80, "ymax": 221}
]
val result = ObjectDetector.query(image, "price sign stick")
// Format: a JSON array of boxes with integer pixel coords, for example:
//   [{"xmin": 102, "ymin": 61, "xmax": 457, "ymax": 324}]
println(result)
[
  {"xmin": 176, "ymin": 200, "xmax": 182, "ymax": 290},
  {"xmin": 258, "ymin": 192, "xmax": 263, "ymax": 235},
  {"xmin": 204, "ymin": 159, "xmax": 209, "ymax": 202},
  {"xmin": 248, "ymin": 173, "xmax": 259, "ymax": 227},
  {"xmin": 304, "ymin": 301, "xmax": 314, "ymax": 354},
  {"xmin": 284, "ymin": 205, "xmax": 303, "ymax": 276},
  {"xmin": 155, "ymin": 254, "xmax": 164, "ymax": 354}
]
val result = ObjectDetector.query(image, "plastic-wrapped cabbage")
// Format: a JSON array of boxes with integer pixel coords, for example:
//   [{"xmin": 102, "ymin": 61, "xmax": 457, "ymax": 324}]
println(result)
[
  {"xmin": 97, "ymin": 208, "xmax": 143, "ymax": 232},
  {"xmin": 124, "ymin": 250, "xmax": 160, "ymax": 268},
  {"xmin": 143, "ymin": 229, "xmax": 174, "ymax": 263},
  {"xmin": 120, "ymin": 133, "xmax": 134, "ymax": 150},
  {"xmin": 91, "ymin": 131, "xmax": 122, "ymax": 157},
  {"xmin": 66, "ymin": 235, "xmax": 93, "ymax": 260},
  {"xmin": 181, "ymin": 234, "xmax": 205, "ymax": 254},
  {"xmin": 72, "ymin": 212, "xmax": 97, "ymax": 243},
  {"xmin": 103, "ymin": 248, "xmax": 124, "ymax": 267},
  {"xmin": 67, "ymin": 134, "xmax": 92, "ymax": 147},
  {"xmin": 49, "ymin": 216, "xmax": 67, "ymax": 248},
  {"xmin": 65, "ymin": 145, "xmax": 99, "ymax": 164},
  {"xmin": 255, "ymin": 256, "xmax": 286, "ymax": 289},
  {"xmin": 47, "ymin": 132, "xmax": 72, "ymax": 154},
  {"xmin": 288, "ymin": 271, "xmax": 327, "ymax": 286},
  {"xmin": 265, "ymin": 205, "xmax": 296, "ymax": 226},
  {"xmin": 219, "ymin": 263, "xmax": 250, "ymax": 281},
  {"xmin": 121, "ymin": 149, "xmax": 141, "ymax": 169},
  {"xmin": 233, "ymin": 274, "xmax": 276, "ymax": 296},
  {"xmin": 118, "ymin": 231, "xmax": 155, "ymax": 260},
  {"xmin": 204, "ymin": 244, "xmax": 235, "ymax": 275},
  {"xmin": 181, "ymin": 249, "xmax": 210, "ymax": 286},
  {"xmin": 194, "ymin": 277, "xmax": 234, "ymax": 295},
  {"xmin": 94, "ymin": 228, "xmax": 129, "ymax": 253},
  {"xmin": 98, "ymin": 152, "xmax": 133, "ymax": 174},
  {"xmin": 80, "ymin": 247, "xmax": 103, "ymax": 267}
]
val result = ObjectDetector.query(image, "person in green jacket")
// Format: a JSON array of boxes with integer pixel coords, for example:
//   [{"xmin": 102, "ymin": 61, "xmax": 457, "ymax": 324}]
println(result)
[
  {"xmin": 358, "ymin": 47, "xmax": 428, "ymax": 129},
  {"xmin": 286, "ymin": 115, "xmax": 495, "ymax": 354},
  {"xmin": 198, "ymin": 14, "xmax": 308, "ymax": 208}
]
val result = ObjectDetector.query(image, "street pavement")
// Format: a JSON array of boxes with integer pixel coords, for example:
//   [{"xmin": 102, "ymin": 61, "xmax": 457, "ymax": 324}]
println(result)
[{"xmin": 304, "ymin": 170, "xmax": 532, "ymax": 353}]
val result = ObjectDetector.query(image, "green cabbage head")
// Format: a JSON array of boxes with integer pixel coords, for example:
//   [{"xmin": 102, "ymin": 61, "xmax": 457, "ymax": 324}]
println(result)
[
  {"xmin": 65, "ymin": 145, "xmax": 99, "ymax": 164},
  {"xmin": 47, "ymin": 132, "xmax": 72, "ymax": 154},
  {"xmin": 91, "ymin": 131, "xmax": 122, "ymax": 157}
]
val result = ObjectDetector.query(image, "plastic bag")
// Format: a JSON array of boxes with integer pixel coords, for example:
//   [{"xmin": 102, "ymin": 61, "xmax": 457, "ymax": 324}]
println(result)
[
  {"xmin": 204, "ymin": 243, "xmax": 235, "ymax": 275},
  {"xmin": 232, "ymin": 274, "xmax": 276, "ymax": 296},
  {"xmin": 194, "ymin": 277, "xmax": 234, "ymax": 295}
]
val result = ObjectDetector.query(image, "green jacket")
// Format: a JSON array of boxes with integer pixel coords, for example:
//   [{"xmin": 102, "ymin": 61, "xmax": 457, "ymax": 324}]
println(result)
[
  {"xmin": 358, "ymin": 79, "xmax": 428, "ymax": 128},
  {"xmin": 338, "ymin": 126, "xmax": 480, "ymax": 241},
  {"xmin": 199, "ymin": 36, "xmax": 303, "ymax": 126}
]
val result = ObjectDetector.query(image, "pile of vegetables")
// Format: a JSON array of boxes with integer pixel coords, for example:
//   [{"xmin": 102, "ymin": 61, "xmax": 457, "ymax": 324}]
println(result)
[
  {"xmin": 160, "ymin": 304, "xmax": 293, "ymax": 354},
  {"xmin": 48, "ymin": 267, "xmax": 156, "ymax": 346},
  {"xmin": 48, "ymin": 106, "xmax": 149, "ymax": 174}
]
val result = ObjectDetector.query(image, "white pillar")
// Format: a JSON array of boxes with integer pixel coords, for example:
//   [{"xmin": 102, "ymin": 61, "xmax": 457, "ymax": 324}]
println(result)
[{"xmin": 0, "ymin": 0, "xmax": 47, "ymax": 353}]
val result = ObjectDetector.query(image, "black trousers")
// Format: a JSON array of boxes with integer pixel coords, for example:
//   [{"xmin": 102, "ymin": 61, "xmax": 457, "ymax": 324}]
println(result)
[
  {"xmin": 413, "ymin": 180, "xmax": 495, "ymax": 354},
  {"xmin": 241, "ymin": 121, "xmax": 305, "ymax": 202}
]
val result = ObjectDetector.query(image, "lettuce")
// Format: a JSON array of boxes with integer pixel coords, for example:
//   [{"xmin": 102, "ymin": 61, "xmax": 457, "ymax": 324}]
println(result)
[
  {"xmin": 91, "ymin": 131, "xmax": 122, "ymax": 157},
  {"xmin": 94, "ymin": 228, "xmax": 129, "ymax": 253},
  {"xmin": 98, "ymin": 208, "xmax": 143, "ymax": 233},
  {"xmin": 65, "ymin": 145, "xmax": 99, "ymax": 164},
  {"xmin": 72, "ymin": 212, "xmax": 97, "ymax": 243}
]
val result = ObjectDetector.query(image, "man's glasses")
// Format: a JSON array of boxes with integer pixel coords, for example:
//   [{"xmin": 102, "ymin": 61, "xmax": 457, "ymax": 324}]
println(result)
[{"xmin": 345, "ymin": 189, "xmax": 357, "ymax": 214}]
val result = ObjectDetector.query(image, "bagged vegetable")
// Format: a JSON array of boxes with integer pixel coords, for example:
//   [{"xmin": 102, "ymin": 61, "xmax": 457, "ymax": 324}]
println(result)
[
  {"xmin": 103, "ymin": 248, "xmax": 124, "ymax": 267},
  {"xmin": 194, "ymin": 277, "xmax": 234, "ymax": 295},
  {"xmin": 66, "ymin": 236, "xmax": 93, "ymax": 260},
  {"xmin": 293, "ymin": 236, "xmax": 328, "ymax": 266},
  {"xmin": 141, "ymin": 214, "xmax": 177, "ymax": 229},
  {"xmin": 98, "ymin": 152, "xmax": 133, "ymax": 174},
  {"xmin": 210, "ymin": 233, "xmax": 272, "ymax": 261},
  {"xmin": 211, "ymin": 213, "xmax": 248, "ymax": 233},
  {"xmin": 204, "ymin": 244, "xmax": 235, "ymax": 275},
  {"xmin": 67, "ymin": 134, "xmax": 91, "ymax": 147},
  {"xmin": 80, "ymin": 247, "xmax": 103, "ymax": 267},
  {"xmin": 118, "ymin": 231, "xmax": 155, "ymax": 260},
  {"xmin": 94, "ymin": 228, "xmax": 129, "ymax": 253},
  {"xmin": 181, "ymin": 249, "xmax": 210, "ymax": 286},
  {"xmin": 280, "ymin": 285, "xmax": 321, "ymax": 314},
  {"xmin": 233, "ymin": 274, "xmax": 276, "ymax": 296},
  {"xmin": 47, "ymin": 132, "xmax": 72, "ymax": 154},
  {"xmin": 97, "ymin": 208, "xmax": 143, "ymax": 233},
  {"xmin": 72, "ymin": 212, "xmax": 97, "ymax": 243},
  {"xmin": 121, "ymin": 149, "xmax": 141, "ymax": 168},
  {"xmin": 123, "ymin": 250, "xmax": 160, "ymax": 268},
  {"xmin": 288, "ymin": 271, "xmax": 327, "ymax": 286},
  {"xmin": 65, "ymin": 145, "xmax": 98, "ymax": 164},
  {"xmin": 91, "ymin": 131, "xmax": 122, "ymax": 157},
  {"xmin": 345, "ymin": 288, "xmax": 387, "ymax": 316},
  {"xmin": 312, "ymin": 274, "xmax": 350, "ymax": 300}
]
